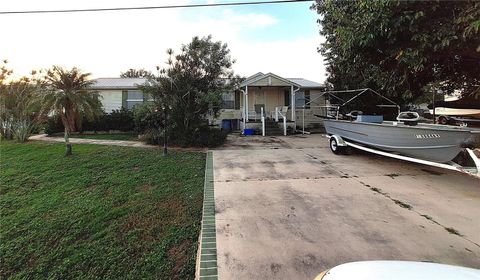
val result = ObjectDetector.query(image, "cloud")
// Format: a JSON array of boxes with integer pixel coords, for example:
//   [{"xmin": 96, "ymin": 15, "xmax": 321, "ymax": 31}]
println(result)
[
  {"xmin": 220, "ymin": 9, "xmax": 279, "ymax": 28},
  {"xmin": 0, "ymin": 0, "xmax": 326, "ymax": 82},
  {"xmin": 230, "ymin": 37, "xmax": 326, "ymax": 81}
]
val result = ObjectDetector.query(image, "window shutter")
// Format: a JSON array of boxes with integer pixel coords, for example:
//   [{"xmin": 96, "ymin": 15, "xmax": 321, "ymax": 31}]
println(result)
[{"xmin": 122, "ymin": 90, "xmax": 127, "ymax": 109}]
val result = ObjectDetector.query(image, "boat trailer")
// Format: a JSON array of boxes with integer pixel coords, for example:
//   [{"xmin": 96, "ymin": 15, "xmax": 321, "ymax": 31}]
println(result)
[{"xmin": 327, "ymin": 135, "xmax": 480, "ymax": 178}]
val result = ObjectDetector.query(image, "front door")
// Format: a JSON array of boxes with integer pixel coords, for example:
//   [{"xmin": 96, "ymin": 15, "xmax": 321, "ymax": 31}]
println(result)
[{"xmin": 248, "ymin": 88, "xmax": 266, "ymax": 113}]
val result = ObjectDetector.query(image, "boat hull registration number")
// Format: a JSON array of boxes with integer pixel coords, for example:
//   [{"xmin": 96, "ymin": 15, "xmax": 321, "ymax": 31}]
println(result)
[{"xmin": 415, "ymin": 134, "xmax": 441, "ymax": 139}]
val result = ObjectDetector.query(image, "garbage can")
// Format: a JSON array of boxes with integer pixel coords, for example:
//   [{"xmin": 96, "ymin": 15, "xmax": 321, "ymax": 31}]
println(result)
[
  {"xmin": 244, "ymin": 129, "xmax": 255, "ymax": 135},
  {"xmin": 222, "ymin": 119, "xmax": 232, "ymax": 132}
]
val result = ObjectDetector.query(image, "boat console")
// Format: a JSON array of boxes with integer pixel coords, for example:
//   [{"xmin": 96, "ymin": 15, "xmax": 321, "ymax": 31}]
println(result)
[
  {"xmin": 356, "ymin": 115, "xmax": 384, "ymax": 123},
  {"xmin": 397, "ymin": 112, "xmax": 420, "ymax": 126}
]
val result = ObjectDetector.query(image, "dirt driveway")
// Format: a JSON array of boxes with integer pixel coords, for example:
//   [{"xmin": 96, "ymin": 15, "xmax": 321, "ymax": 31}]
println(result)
[{"xmin": 212, "ymin": 134, "xmax": 480, "ymax": 279}]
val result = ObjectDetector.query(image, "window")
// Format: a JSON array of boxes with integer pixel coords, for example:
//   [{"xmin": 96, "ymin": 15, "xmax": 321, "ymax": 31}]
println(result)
[
  {"xmin": 126, "ymin": 90, "xmax": 144, "ymax": 110},
  {"xmin": 126, "ymin": 101, "xmax": 143, "ymax": 110},
  {"xmin": 221, "ymin": 92, "xmax": 235, "ymax": 109},
  {"xmin": 296, "ymin": 90, "xmax": 310, "ymax": 109}
]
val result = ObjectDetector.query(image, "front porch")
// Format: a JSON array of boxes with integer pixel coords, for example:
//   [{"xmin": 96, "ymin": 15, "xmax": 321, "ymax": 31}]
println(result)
[
  {"xmin": 242, "ymin": 119, "xmax": 296, "ymax": 136},
  {"xmin": 239, "ymin": 72, "xmax": 301, "ymax": 136}
]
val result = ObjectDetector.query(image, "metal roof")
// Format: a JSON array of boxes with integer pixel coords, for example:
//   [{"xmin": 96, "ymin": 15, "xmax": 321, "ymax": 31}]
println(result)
[
  {"xmin": 90, "ymin": 76, "xmax": 325, "ymax": 90},
  {"xmin": 286, "ymin": 78, "xmax": 325, "ymax": 89},
  {"xmin": 90, "ymin": 78, "xmax": 147, "ymax": 89},
  {"xmin": 240, "ymin": 73, "xmax": 325, "ymax": 89},
  {"xmin": 240, "ymin": 72, "xmax": 301, "ymax": 88},
  {"xmin": 241, "ymin": 72, "xmax": 265, "ymax": 85}
]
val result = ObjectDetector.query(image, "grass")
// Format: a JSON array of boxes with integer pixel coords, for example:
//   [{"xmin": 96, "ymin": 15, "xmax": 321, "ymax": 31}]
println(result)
[
  {"xmin": 0, "ymin": 141, "xmax": 205, "ymax": 279},
  {"xmin": 68, "ymin": 133, "xmax": 139, "ymax": 141}
]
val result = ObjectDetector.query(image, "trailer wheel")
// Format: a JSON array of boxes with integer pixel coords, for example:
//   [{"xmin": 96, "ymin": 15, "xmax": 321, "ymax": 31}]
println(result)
[
  {"xmin": 330, "ymin": 137, "xmax": 344, "ymax": 155},
  {"xmin": 438, "ymin": 116, "xmax": 448, "ymax": 125}
]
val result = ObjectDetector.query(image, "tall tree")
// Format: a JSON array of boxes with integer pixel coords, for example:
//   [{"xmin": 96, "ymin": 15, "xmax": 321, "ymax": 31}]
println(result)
[
  {"xmin": 140, "ymin": 35, "xmax": 241, "ymax": 147},
  {"xmin": 120, "ymin": 68, "xmax": 153, "ymax": 78},
  {"xmin": 313, "ymin": 0, "xmax": 480, "ymax": 104},
  {"xmin": 40, "ymin": 66, "xmax": 102, "ymax": 156}
]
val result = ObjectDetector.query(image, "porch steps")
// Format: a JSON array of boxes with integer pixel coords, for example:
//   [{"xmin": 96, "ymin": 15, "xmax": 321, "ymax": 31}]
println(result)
[{"xmin": 264, "ymin": 119, "xmax": 285, "ymax": 136}]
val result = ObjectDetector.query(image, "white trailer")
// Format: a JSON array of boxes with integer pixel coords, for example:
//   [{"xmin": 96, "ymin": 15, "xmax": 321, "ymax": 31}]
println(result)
[{"xmin": 327, "ymin": 134, "xmax": 480, "ymax": 178}]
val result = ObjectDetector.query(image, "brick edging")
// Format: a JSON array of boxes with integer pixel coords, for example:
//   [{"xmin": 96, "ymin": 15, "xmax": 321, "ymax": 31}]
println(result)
[{"xmin": 196, "ymin": 152, "xmax": 218, "ymax": 280}]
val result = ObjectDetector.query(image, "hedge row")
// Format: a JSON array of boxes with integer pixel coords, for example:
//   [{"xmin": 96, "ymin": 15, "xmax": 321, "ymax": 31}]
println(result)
[{"xmin": 44, "ymin": 109, "xmax": 134, "ymax": 134}]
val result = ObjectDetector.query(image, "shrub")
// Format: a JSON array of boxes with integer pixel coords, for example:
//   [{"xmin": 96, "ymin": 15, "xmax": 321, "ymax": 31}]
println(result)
[
  {"xmin": 133, "ymin": 103, "xmax": 164, "ymax": 134},
  {"xmin": 109, "ymin": 109, "xmax": 135, "ymax": 131},
  {"xmin": 133, "ymin": 103, "xmax": 226, "ymax": 147},
  {"xmin": 191, "ymin": 127, "xmax": 227, "ymax": 147},
  {"xmin": 139, "ymin": 131, "xmax": 164, "ymax": 145},
  {"xmin": 44, "ymin": 109, "xmax": 135, "ymax": 135},
  {"xmin": 44, "ymin": 116, "xmax": 64, "ymax": 135},
  {"xmin": 140, "ymin": 127, "xmax": 226, "ymax": 147},
  {"xmin": 82, "ymin": 109, "xmax": 134, "ymax": 132},
  {"xmin": 11, "ymin": 119, "xmax": 36, "ymax": 142}
]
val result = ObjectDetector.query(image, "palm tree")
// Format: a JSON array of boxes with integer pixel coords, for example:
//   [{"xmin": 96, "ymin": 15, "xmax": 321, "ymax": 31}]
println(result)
[{"xmin": 40, "ymin": 66, "xmax": 102, "ymax": 156}]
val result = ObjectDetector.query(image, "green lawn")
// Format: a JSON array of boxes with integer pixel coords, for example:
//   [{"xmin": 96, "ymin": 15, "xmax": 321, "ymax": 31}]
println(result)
[
  {"xmin": 0, "ymin": 141, "xmax": 205, "ymax": 279},
  {"xmin": 68, "ymin": 133, "xmax": 139, "ymax": 141}
]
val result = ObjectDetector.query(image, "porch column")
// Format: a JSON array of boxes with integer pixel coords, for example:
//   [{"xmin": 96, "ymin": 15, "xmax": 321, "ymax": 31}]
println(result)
[
  {"xmin": 245, "ymin": 86, "xmax": 249, "ymax": 123},
  {"xmin": 291, "ymin": 85, "xmax": 295, "ymax": 122}
]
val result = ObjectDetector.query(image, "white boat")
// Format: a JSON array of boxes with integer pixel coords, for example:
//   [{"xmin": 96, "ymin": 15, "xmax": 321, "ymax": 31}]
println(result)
[
  {"xmin": 324, "ymin": 116, "xmax": 480, "ymax": 163},
  {"xmin": 321, "ymin": 89, "xmax": 480, "ymax": 176},
  {"xmin": 429, "ymin": 107, "xmax": 480, "ymax": 118},
  {"xmin": 428, "ymin": 98, "xmax": 480, "ymax": 125},
  {"xmin": 314, "ymin": 261, "xmax": 480, "ymax": 280}
]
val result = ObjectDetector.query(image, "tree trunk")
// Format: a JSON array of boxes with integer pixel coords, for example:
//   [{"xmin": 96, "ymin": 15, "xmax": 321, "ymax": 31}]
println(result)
[{"xmin": 64, "ymin": 127, "xmax": 72, "ymax": 156}]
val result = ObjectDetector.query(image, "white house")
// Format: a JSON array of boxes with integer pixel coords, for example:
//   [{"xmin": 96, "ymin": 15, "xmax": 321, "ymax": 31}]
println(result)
[
  {"xmin": 91, "ymin": 73, "xmax": 326, "ymax": 135},
  {"xmin": 215, "ymin": 72, "xmax": 327, "ymax": 134},
  {"xmin": 90, "ymin": 77, "xmax": 147, "ymax": 112}
]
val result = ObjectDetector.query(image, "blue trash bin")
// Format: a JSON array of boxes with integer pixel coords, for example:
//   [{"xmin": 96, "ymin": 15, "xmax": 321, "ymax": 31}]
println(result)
[
  {"xmin": 222, "ymin": 120, "xmax": 232, "ymax": 132},
  {"xmin": 244, "ymin": 129, "xmax": 255, "ymax": 135}
]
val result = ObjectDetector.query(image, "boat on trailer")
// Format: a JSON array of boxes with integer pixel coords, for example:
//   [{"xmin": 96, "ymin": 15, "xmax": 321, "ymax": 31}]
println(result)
[
  {"xmin": 322, "ymin": 89, "xmax": 480, "ymax": 177},
  {"xmin": 428, "ymin": 98, "xmax": 480, "ymax": 125}
]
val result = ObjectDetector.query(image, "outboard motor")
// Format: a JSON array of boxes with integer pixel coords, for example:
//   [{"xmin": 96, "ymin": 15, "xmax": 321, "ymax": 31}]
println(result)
[{"xmin": 397, "ymin": 112, "xmax": 420, "ymax": 126}]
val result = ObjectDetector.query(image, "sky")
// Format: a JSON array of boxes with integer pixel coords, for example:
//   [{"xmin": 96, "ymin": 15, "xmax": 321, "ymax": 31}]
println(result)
[{"xmin": 0, "ymin": 0, "xmax": 326, "ymax": 82}]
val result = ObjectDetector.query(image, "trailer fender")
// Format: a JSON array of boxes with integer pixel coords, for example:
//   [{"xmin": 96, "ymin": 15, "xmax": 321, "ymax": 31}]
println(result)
[{"xmin": 328, "ymin": 134, "xmax": 347, "ymax": 147}]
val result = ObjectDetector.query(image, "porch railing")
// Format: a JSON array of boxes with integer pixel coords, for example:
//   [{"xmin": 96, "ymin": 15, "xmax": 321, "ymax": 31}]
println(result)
[
  {"xmin": 275, "ymin": 107, "xmax": 287, "ymax": 136},
  {"xmin": 261, "ymin": 107, "xmax": 265, "ymax": 136}
]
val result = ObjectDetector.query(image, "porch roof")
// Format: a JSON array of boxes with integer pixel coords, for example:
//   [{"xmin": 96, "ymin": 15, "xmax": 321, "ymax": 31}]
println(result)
[
  {"xmin": 240, "ymin": 72, "xmax": 301, "ymax": 88},
  {"xmin": 287, "ymin": 78, "xmax": 325, "ymax": 89}
]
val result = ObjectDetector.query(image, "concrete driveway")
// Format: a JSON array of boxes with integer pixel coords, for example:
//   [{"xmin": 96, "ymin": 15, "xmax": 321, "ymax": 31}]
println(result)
[{"xmin": 212, "ymin": 134, "xmax": 480, "ymax": 279}]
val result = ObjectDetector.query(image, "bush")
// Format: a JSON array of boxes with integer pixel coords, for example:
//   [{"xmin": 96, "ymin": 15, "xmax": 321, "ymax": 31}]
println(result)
[
  {"xmin": 11, "ymin": 119, "xmax": 36, "ymax": 142},
  {"xmin": 82, "ymin": 109, "xmax": 134, "ymax": 132},
  {"xmin": 139, "ymin": 131, "xmax": 164, "ymax": 145},
  {"xmin": 138, "ymin": 125, "xmax": 227, "ymax": 148},
  {"xmin": 44, "ymin": 116, "xmax": 64, "ymax": 135},
  {"xmin": 191, "ymin": 127, "xmax": 227, "ymax": 147},
  {"xmin": 133, "ymin": 103, "xmax": 164, "ymax": 134},
  {"xmin": 133, "ymin": 103, "xmax": 227, "ymax": 147},
  {"xmin": 44, "ymin": 109, "xmax": 135, "ymax": 135},
  {"xmin": 133, "ymin": 103, "xmax": 165, "ymax": 145}
]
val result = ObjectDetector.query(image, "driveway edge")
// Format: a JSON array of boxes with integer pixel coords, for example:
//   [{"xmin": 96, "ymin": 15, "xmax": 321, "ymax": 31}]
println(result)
[{"xmin": 196, "ymin": 152, "xmax": 218, "ymax": 280}]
